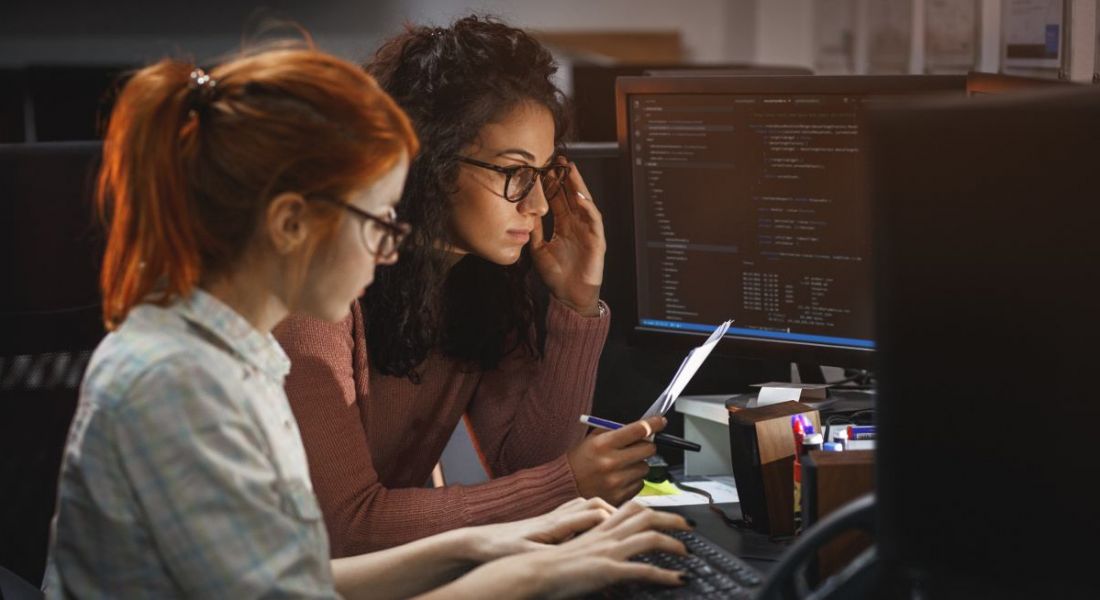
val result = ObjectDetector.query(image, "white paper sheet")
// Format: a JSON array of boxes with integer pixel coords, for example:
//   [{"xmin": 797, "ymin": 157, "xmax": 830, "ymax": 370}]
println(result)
[
  {"xmin": 641, "ymin": 320, "xmax": 732, "ymax": 419},
  {"xmin": 634, "ymin": 477, "xmax": 740, "ymax": 507}
]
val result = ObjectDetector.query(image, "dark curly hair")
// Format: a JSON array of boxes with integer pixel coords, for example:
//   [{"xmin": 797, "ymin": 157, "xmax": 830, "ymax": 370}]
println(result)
[{"xmin": 362, "ymin": 15, "xmax": 571, "ymax": 381}]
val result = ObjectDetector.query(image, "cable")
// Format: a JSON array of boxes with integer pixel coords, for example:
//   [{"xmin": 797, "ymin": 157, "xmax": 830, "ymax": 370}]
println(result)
[
  {"xmin": 847, "ymin": 409, "xmax": 875, "ymax": 425},
  {"xmin": 663, "ymin": 475, "xmax": 792, "ymax": 562},
  {"xmin": 825, "ymin": 368, "xmax": 876, "ymax": 389},
  {"xmin": 665, "ymin": 471, "xmax": 748, "ymax": 530}
]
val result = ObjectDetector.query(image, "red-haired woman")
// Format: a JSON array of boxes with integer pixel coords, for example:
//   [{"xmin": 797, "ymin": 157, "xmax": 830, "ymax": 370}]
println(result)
[{"xmin": 43, "ymin": 44, "xmax": 689, "ymax": 598}]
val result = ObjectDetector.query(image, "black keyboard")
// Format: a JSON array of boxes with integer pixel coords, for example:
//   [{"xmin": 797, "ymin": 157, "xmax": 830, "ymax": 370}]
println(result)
[{"xmin": 591, "ymin": 529, "xmax": 765, "ymax": 599}]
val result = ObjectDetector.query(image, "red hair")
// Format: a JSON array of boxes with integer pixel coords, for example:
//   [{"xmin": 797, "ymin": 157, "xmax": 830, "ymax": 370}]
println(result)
[{"xmin": 97, "ymin": 46, "xmax": 418, "ymax": 329}]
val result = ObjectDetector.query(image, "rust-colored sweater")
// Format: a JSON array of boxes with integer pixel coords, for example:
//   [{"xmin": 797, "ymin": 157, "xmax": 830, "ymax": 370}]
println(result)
[{"xmin": 273, "ymin": 297, "xmax": 610, "ymax": 557}]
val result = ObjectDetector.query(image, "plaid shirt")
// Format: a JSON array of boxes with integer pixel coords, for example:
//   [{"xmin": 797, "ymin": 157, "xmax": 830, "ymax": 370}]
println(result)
[{"xmin": 44, "ymin": 290, "xmax": 338, "ymax": 599}]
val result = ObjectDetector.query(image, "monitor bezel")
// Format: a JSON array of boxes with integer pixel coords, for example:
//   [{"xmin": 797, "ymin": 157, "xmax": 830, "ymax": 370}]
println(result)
[
  {"xmin": 964, "ymin": 70, "xmax": 1074, "ymax": 96},
  {"xmin": 614, "ymin": 74, "xmax": 967, "ymax": 369}
]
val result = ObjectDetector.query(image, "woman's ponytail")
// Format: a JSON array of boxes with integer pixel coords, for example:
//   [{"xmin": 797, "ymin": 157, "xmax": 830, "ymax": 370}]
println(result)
[{"xmin": 97, "ymin": 59, "xmax": 205, "ymax": 329}]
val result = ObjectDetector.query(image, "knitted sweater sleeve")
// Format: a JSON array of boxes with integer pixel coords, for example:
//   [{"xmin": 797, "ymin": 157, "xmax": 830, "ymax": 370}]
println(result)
[
  {"xmin": 465, "ymin": 297, "xmax": 611, "ymax": 478},
  {"xmin": 274, "ymin": 301, "xmax": 606, "ymax": 556}
]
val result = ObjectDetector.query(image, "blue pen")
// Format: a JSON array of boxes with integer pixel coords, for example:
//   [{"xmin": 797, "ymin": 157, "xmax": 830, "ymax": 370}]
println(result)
[
  {"xmin": 579, "ymin": 414, "xmax": 701, "ymax": 452},
  {"xmin": 580, "ymin": 415, "xmax": 624, "ymax": 431}
]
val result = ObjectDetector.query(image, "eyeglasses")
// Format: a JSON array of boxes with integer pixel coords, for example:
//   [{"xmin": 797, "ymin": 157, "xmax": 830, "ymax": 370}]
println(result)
[
  {"xmin": 308, "ymin": 196, "xmax": 410, "ymax": 260},
  {"xmin": 457, "ymin": 156, "xmax": 570, "ymax": 203}
]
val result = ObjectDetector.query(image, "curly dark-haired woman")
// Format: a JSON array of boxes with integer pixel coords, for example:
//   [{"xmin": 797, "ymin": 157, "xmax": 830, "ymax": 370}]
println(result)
[{"xmin": 273, "ymin": 15, "xmax": 665, "ymax": 557}]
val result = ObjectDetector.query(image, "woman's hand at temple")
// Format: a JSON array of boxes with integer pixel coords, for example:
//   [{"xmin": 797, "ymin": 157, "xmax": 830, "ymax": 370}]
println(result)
[{"xmin": 530, "ymin": 157, "xmax": 606, "ymax": 317}]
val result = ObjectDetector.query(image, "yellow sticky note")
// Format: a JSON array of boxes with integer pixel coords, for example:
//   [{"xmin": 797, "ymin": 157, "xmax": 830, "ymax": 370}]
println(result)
[{"xmin": 637, "ymin": 480, "xmax": 682, "ymax": 496}]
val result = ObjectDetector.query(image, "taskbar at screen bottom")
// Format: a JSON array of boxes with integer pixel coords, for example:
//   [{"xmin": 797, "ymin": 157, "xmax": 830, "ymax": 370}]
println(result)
[{"xmin": 638, "ymin": 319, "xmax": 876, "ymax": 350}]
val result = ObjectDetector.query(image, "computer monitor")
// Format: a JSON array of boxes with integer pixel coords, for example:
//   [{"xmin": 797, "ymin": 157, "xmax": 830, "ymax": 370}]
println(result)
[
  {"xmin": 868, "ymin": 86, "xmax": 1100, "ymax": 596},
  {"xmin": 643, "ymin": 67, "xmax": 812, "ymax": 78},
  {"xmin": 965, "ymin": 70, "xmax": 1073, "ymax": 96},
  {"xmin": 615, "ymin": 75, "xmax": 966, "ymax": 369},
  {"xmin": 562, "ymin": 142, "xmax": 632, "ymax": 336},
  {"xmin": 0, "ymin": 141, "xmax": 105, "ymax": 583},
  {"xmin": 0, "ymin": 69, "xmax": 27, "ymax": 143},
  {"xmin": 571, "ymin": 62, "xmax": 812, "ymax": 142}
]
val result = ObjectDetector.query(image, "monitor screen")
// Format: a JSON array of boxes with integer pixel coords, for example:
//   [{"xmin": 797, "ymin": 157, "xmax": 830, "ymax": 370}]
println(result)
[
  {"xmin": 570, "ymin": 63, "xmax": 812, "ymax": 142},
  {"xmin": 868, "ymin": 84, "xmax": 1100, "ymax": 595},
  {"xmin": 616, "ymin": 75, "xmax": 965, "ymax": 367}
]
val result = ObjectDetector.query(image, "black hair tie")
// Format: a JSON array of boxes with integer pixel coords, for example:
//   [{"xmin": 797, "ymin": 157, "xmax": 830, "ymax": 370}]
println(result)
[{"xmin": 186, "ymin": 68, "xmax": 219, "ymax": 117}]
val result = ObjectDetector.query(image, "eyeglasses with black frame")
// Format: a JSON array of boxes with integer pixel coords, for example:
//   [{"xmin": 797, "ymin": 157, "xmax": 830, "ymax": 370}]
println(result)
[
  {"xmin": 308, "ymin": 196, "xmax": 410, "ymax": 260},
  {"xmin": 456, "ymin": 156, "xmax": 571, "ymax": 203}
]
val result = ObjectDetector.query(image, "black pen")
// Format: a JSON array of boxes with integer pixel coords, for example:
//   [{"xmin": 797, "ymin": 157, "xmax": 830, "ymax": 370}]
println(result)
[{"xmin": 579, "ymin": 414, "xmax": 702, "ymax": 452}]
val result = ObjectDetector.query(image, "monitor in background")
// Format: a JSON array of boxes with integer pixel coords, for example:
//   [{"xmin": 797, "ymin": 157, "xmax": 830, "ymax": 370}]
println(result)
[
  {"xmin": 0, "ymin": 66, "xmax": 130, "ymax": 143},
  {"xmin": 570, "ymin": 62, "xmax": 812, "ymax": 142},
  {"xmin": 0, "ymin": 70, "xmax": 27, "ymax": 143},
  {"xmin": 965, "ymin": 70, "xmax": 1073, "ymax": 96},
  {"xmin": 0, "ymin": 141, "xmax": 105, "ymax": 583},
  {"xmin": 615, "ymin": 75, "xmax": 966, "ymax": 371},
  {"xmin": 868, "ymin": 86, "xmax": 1100, "ymax": 597},
  {"xmin": 562, "ymin": 142, "xmax": 632, "ymax": 337},
  {"xmin": 0, "ymin": 141, "xmax": 104, "ymax": 351},
  {"xmin": 643, "ymin": 67, "xmax": 812, "ymax": 78}
]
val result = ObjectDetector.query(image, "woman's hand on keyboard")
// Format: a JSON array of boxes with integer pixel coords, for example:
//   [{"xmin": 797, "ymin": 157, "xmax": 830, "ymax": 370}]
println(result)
[
  {"xmin": 460, "ymin": 497, "xmax": 617, "ymax": 562},
  {"xmin": 422, "ymin": 501, "xmax": 692, "ymax": 599},
  {"xmin": 544, "ymin": 500, "xmax": 692, "ymax": 595}
]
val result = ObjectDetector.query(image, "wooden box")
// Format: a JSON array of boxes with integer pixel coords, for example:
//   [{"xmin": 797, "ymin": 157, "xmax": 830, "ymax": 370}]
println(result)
[{"xmin": 801, "ymin": 449, "xmax": 875, "ymax": 580}]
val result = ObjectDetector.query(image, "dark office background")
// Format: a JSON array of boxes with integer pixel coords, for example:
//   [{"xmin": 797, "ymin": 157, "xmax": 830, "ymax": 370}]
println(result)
[{"xmin": 6, "ymin": 3, "xmax": 1098, "ymax": 596}]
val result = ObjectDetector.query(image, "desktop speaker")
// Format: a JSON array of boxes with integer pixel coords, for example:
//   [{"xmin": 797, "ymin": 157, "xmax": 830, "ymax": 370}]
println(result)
[{"xmin": 727, "ymin": 401, "xmax": 820, "ymax": 536}]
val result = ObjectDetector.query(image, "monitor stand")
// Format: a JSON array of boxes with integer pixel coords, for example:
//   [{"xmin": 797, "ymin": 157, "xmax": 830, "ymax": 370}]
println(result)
[
  {"xmin": 784, "ymin": 362, "xmax": 832, "ymax": 408},
  {"xmin": 796, "ymin": 362, "xmax": 827, "ymax": 384},
  {"xmin": 739, "ymin": 362, "xmax": 864, "ymax": 412}
]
